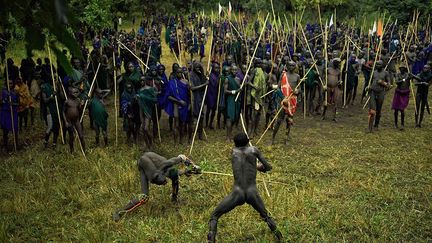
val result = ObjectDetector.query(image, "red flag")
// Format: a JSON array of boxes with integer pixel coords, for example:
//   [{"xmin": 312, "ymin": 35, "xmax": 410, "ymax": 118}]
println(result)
[{"xmin": 280, "ymin": 71, "xmax": 297, "ymax": 116}]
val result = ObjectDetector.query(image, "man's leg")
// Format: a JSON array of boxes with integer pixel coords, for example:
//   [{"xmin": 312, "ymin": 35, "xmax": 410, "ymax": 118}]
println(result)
[
  {"xmin": 394, "ymin": 110, "xmax": 398, "ymax": 128},
  {"xmin": 374, "ymin": 92, "xmax": 384, "ymax": 128},
  {"xmin": 400, "ymin": 110, "xmax": 405, "ymax": 130},
  {"xmin": 112, "ymin": 167, "xmax": 150, "ymax": 221},
  {"xmin": 368, "ymin": 92, "xmax": 377, "ymax": 133},
  {"xmin": 208, "ymin": 191, "xmax": 244, "ymax": 243},
  {"xmin": 246, "ymin": 190, "xmax": 282, "ymax": 242},
  {"xmin": 44, "ymin": 114, "xmax": 53, "ymax": 147},
  {"xmin": 418, "ymin": 94, "xmax": 427, "ymax": 127},
  {"xmin": 271, "ymin": 114, "xmax": 284, "ymax": 145},
  {"xmin": 415, "ymin": 93, "xmax": 421, "ymax": 126},
  {"xmin": 94, "ymin": 122, "xmax": 100, "ymax": 145}
]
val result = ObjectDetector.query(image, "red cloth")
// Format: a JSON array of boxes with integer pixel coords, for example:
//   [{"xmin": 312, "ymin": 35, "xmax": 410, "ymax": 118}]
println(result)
[{"xmin": 280, "ymin": 71, "xmax": 297, "ymax": 116}]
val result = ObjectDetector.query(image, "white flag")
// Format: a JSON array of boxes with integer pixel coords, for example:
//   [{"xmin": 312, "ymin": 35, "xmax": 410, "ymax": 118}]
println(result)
[
  {"xmin": 218, "ymin": 3, "xmax": 222, "ymax": 16},
  {"xmin": 329, "ymin": 14, "xmax": 334, "ymax": 28},
  {"xmin": 372, "ymin": 21, "xmax": 377, "ymax": 33},
  {"xmin": 229, "ymin": 1, "xmax": 232, "ymax": 14}
]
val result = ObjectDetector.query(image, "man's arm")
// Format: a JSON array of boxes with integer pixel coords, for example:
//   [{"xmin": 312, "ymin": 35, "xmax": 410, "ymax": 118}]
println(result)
[
  {"xmin": 190, "ymin": 78, "xmax": 209, "ymax": 91},
  {"xmin": 253, "ymin": 147, "xmax": 272, "ymax": 172},
  {"xmin": 159, "ymin": 155, "xmax": 188, "ymax": 172}
]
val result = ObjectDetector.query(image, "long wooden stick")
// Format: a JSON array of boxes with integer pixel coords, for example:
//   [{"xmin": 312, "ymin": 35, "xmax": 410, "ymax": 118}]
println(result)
[
  {"xmin": 235, "ymin": 13, "xmax": 269, "ymax": 102},
  {"xmin": 400, "ymin": 38, "xmax": 418, "ymax": 115},
  {"xmin": 47, "ymin": 41, "xmax": 65, "ymax": 144},
  {"xmin": 80, "ymin": 63, "xmax": 101, "ymax": 123},
  {"xmin": 118, "ymin": 41, "xmax": 149, "ymax": 70},
  {"xmin": 362, "ymin": 15, "xmax": 390, "ymax": 108},
  {"xmin": 344, "ymin": 37, "xmax": 350, "ymax": 107},
  {"xmin": 4, "ymin": 54, "xmax": 17, "ymax": 151},
  {"xmin": 145, "ymin": 45, "xmax": 152, "ymax": 73},
  {"xmin": 189, "ymin": 20, "xmax": 214, "ymax": 156},
  {"xmin": 113, "ymin": 52, "xmax": 118, "ymax": 146},
  {"xmin": 298, "ymin": 22, "xmax": 325, "ymax": 87},
  {"xmin": 324, "ymin": 20, "xmax": 329, "ymax": 106},
  {"xmin": 201, "ymin": 171, "xmax": 290, "ymax": 186}
]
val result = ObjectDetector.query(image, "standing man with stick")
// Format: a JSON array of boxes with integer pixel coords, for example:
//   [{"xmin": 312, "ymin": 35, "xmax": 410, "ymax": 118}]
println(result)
[
  {"xmin": 1, "ymin": 79, "xmax": 19, "ymax": 151},
  {"xmin": 367, "ymin": 60, "xmax": 392, "ymax": 132}
]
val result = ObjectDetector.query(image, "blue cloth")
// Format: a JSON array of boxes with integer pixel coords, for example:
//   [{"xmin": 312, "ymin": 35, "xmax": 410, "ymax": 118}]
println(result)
[
  {"xmin": 165, "ymin": 79, "xmax": 190, "ymax": 123},
  {"xmin": 206, "ymin": 72, "xmax": 219, "ymax": 109},
  {"xmin": 0, "ymin": 88, "xmax": 19, "ymax": 132}
]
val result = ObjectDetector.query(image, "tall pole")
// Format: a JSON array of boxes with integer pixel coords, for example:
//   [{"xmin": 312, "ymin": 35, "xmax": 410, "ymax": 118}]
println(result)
[
  {"xmin": 235, "ymin": 13, "xmax": 270, "ymax": 102},
  {"xmin": 47, "ymin": 41, "xmax": 65, "ymax": 144},
  {"xmin": 5, "ymin": 54, "xmax": 17, "ymax": 151},
  {"xmin": 113, "ymin": 51, "xmax": 118, "ymax": 146},
  {"xmin": 344, "ymin": 37, "xmax": 350, "ymax": 107},
  {"xmin": 189, "ymin": 18, "xmax": 214, "ymax": 156}
]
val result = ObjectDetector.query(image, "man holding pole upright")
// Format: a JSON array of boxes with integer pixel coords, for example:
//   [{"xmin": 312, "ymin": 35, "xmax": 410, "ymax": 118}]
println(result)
[
  {"xmin": 1, "ymin": 79, "xmax": 19, "ymax": 152},
  {"xmin": 189, "ymin": 61, "xmax": 208, "ymax": 141},
  {"xmin": 367, "ymin": 60, "xmax": 392, "ymax": 133}
]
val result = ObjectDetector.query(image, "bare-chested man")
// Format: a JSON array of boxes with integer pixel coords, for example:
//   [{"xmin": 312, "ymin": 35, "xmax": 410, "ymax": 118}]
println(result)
[
  {"xmin": 63, "ymin": 87, "xmax": 85, "ymax": 153},
  {"xmin": 322, "ymin": 58, "xmax": 342, "ymax": 122},
  {"xmin": 367, "ymin": 60, "xmax": 392, "ymax": 132}
]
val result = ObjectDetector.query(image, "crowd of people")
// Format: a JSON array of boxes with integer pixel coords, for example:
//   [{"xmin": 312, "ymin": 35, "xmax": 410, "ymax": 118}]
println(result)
[{"xmin": 1, "ymin": 12, "xmax": 431, "ymax": 153}]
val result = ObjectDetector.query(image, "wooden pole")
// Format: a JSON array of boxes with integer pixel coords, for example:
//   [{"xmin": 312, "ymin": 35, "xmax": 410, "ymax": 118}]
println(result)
[
  {"xmin": 298, "ymin": 22, "xmax": 325, "ymax": 87},
  {"xmin": 324, "ymin": 20, "xmax": 329, "ymax": 106},
  {"xmin": 80, "ymin": 63, "xmax": 101, "ymax": 123},
  {"xmin": 113, "ymin": 52, "xmax": 118, "ymax": 146},
  {"xmin": 118, "ymin": 41, "xmax": 149, "ymax": 70},
  {"xmin": 344, "ymin": 37, "xmax": 350, "ymax": 107},
  {"xmin": 47, "ymin": 41, "xmax": 65, "ymax": 144},
  {"xmin": 189, "ymin": 18, "xmax": 214, "ymax": 156},
  {"xmin": 235, "ymin": 13, "xmax": 269, "ymax": 102},
  {"xmin": 145, "ymin": 45, "xmax": 151, "ymax": 73},
  {"xmin": 4, "ymin": 54, "xmax": 17, "ymax": 151}
]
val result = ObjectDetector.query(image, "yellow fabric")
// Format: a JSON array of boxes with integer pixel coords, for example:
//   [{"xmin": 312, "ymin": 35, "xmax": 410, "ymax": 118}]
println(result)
[{"xmin": 15, "ymin": 83, "xmax": 34, "ymax": 108}]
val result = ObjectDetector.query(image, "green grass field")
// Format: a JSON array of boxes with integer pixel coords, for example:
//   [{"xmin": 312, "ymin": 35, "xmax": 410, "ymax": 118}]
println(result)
[{"xmin": 1, "ymin": 24, "xmax": 431, "ymax": 242}]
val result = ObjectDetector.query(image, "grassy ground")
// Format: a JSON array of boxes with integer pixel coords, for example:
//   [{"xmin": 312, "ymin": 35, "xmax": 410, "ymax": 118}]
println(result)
[{"xmin": 1, "ymin": 24, "xmax": 432, "ymax": 242}]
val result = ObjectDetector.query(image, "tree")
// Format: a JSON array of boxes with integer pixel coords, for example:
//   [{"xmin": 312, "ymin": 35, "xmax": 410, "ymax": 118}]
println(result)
[{"xmin": 0, "ymin": 0, "xmax": 82, "ymax": 74}]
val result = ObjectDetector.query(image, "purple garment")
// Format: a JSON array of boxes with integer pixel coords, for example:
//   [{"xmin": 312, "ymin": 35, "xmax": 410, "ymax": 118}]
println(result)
[
  {"xmin": 391, "ymin": 88, "xmax": 410, "ymax": 110},
  {"xmin": 0, "ymin": 88, "xmax": 19, "ymax": 132},
  {"xmin": 206, "ymin": 72, "xmax": 219, "ymax": 109},
  {"xmin": 164, "ymin": 79, "xmax": 190, "ymax": 123},
  {"xmin": 158, "ymin": 74, "xmax": 169, "ymax": 109},
  {"xmin": 412, "ymin": 59, "xmax": 426, "ymax": 75}
]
